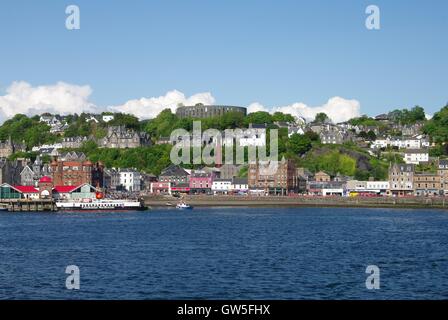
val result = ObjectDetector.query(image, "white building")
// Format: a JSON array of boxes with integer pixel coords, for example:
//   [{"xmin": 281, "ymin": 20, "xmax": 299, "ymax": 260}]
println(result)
[
  {"xmin": 392, "ymin": 138, "xmax": 421, "ymax": 149},
  {"xmin": 211, "ymin": 179, "xmax": 232, "ymax": 194},
  {"xmin": 371, "ymin": 136, "xmax": 430, "ymax": 150},
  {"xmin": 102, "ymin": 115, "xmax": 115, "ymax": 122},
  {"xmin": 370, "ymin": 138, "xmax": 389, "ymax": 149},
  {"xmin": 346, "ymin": 180, "xmax": 389, "ymax": 195},
  {"xmin": 403, "ymin": 149, "xmax": 429, "ymax": 164},
  {"xmin": 230, "ymin": 178, "xmax": 249, "ymax": 193},
  {"xmin": 366, "ymin": 181, "xmax": 390, "ymax": 194},
  {"xmin": 39, "ymin": 116, "xmax": 68, "ymax": 134},
  {"xmin": 39, "ymin": 115, "xmax": 61, "ymax": 126},
  {"xmin": 119, "ymin": 169, "xmax": 141, "ymax": 192},
  {"xmin": 288, "ymin": 126, "xmax": 305, "ymax": 138},
  {"xmin": 322, "ymin": 188, "xmax": 344, "ymax": 196}
]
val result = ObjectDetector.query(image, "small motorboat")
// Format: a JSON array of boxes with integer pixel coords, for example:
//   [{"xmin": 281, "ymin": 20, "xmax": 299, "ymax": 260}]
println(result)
[{"xmin": 176, "ymin": 202, "xmax": 193, "ymax": 209}]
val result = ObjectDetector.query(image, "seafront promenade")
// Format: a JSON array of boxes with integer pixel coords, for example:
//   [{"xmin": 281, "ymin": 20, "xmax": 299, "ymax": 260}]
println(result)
[{"xmin": 144, "ymin": 195, "xmax": 448, "ymax": 210}]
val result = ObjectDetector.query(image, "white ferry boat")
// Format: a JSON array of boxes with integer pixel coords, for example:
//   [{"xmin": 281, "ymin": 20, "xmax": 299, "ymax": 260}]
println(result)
[{"xmin": 56, "ymin": 199, "xmax": 145, "ymax": 211}]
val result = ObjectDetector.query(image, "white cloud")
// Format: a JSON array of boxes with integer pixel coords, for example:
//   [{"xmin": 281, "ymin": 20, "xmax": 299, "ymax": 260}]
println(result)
[
  {"xmin": 0, "ymin": 82, "xmax": 216, "ymax": 123},
  {"xmin": 0, "ymin": 81, "xmax": 96, "ymax": 121},
  {"xmin": 0, "ymin": 81, "xmax": 361, "ymax": 124},
  {"xmin": 109, "ymin": 90, "xmax": 216, "ymax": 119},
  {"xmin": 247, "ymin": 102, "xmax": 267, "ymax": 113},
  {"xmin": 249, "ymin": 97, "xmax": 361, "ymax": 123}
]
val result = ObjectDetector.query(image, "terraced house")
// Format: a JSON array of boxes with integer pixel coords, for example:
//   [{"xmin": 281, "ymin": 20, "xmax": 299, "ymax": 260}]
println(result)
[
  {"xmin": 388, "ymin": 163, "xmax": 415, "ymax": 196},
  {"xmin": 437, "ymin": 159, "xmax": 448, "ymax": 195},
  {"xmin": 413, "ymin": 173, "xmax": 442, "ymax": 196}
]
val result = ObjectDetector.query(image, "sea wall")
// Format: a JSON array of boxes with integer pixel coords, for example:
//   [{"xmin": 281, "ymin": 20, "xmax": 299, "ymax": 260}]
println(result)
[{"xmin": 144, "ymin": 195, "xmax": 448, "ymax": 210}]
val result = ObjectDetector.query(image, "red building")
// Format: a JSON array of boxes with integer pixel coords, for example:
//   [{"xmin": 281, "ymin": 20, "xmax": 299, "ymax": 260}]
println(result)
[
  {"xmin": 50, "ymin": 159, "xmax": 94, "ymax": 186},
  {"xmin": 189, "ymin": 172, "xmax": 214, "ymax": 194}
]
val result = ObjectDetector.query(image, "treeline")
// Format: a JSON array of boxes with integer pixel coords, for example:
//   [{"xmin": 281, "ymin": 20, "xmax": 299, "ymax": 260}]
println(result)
[
  {"xmin": 0, "ymin": 112, "xmax": 143, "ymax": 147},
  {"xmin": 70, "ymin": 142, "xmax": 173, "ymax": 175},
  {"xmin": 144, "ymin": 109, "xmax": 296, "ymax": 138},
  {"xmin": 0, "ymin": 114, "xmax": 59, "ymax": 149},
  {"xmin": 64, "ymin": 112, "xmax": 141, "ymax": 138}
]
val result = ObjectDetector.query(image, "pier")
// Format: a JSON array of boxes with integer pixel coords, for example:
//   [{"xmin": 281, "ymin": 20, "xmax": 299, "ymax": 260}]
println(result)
[{"xmin": 0, "ymin": 199, "xmax": 57, "ymax": 212}]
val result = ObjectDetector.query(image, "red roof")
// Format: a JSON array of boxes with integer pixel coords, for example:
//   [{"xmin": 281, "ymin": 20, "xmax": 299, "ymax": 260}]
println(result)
[
  {"xmin": 12, "ymin": 186, "xmax": 39, "ymax": 193},
  {"xmin": 53, "ymin": 185, "xmax": 81, "ymax": 193},
  {"xmin": 39, "ymin": 176, "xmax": 52, "ymax": 183}
]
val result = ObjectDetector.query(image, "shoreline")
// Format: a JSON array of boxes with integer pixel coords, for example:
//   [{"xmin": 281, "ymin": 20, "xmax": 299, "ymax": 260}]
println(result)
[{"xmin": 144, "ymin": 195, "xmax": 448, "ymax": 210}]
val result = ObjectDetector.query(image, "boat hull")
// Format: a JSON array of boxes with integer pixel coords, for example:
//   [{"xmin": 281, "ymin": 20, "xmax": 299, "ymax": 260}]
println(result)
[{"xmin": 56, "ymin": 200, "xmax": 146, "ymax": 211}]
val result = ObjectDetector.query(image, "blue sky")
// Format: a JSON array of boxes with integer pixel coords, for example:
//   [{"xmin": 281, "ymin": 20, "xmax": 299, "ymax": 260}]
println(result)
[{"xmin": 0, "ymin": 0, "xmax": 447, "ymax": 121}]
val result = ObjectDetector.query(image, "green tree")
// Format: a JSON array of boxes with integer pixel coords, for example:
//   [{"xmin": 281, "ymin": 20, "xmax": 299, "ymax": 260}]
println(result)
[
  {"xmin": 272, "ymin": 112, "xmax": 295, "ymax": 123},
  {"xmin": 287, "ymin": 134, "xmax": 312, "ymax": 155},
  {"xmin": 366, "ymin": 130, "xmax": 377, "ymax": 141},
  {"xmin": 0, "ymin": 114, "xmax": 59, "ymax": 149},
  {"xmin": 314, "ymin": 112, "xmax": 330, "ymax": 124},
  {"xmin": 354, "ymin": 169, "xmax": 370, "ymax": 180},
  {"xmin": 423, "ymin": 104, "xmax": 448, "ymax": 143},
  {"xmin": 244, "ymin": 111, "xmax": 273, "ymax": 126}
]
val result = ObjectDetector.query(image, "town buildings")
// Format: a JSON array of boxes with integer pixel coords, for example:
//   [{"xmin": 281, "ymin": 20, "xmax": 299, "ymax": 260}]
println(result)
[
  {"xmin": 0, "ymin": 176, "xmax": 98, "ymax": 201},
  {"xmin": 248, "ymin": 158, "xmax": 298, "ymax": 195},
  {"xmin": 403, "ymin": 149, "xmax": 429, "ymax": 164},
  {"xmin": 118, "ymin": 169, "xmax": 141, "ymax": 192},
  {"xmin": 306, "ymin": 171, "xmax": 346, "ymax": 196},
  {"xmin": 346, "ymin": 180, "xmax": 390, "ymax": 196},
  {"xmin": 189, "ymin": 172, "xmax": 214, "ymax": 194},
  {"xmin": 388, "ymin": 163, "xmax": 415, "ymax": 196},
  {"xmin": 50, "ymin": 153, "xmax": 104, "ymax": 188},
  {"xmin": 50, "ymin": 153, "xmax": 94, "ymax": 186},
  {"xmin": 320, "ymin": 130, "xmax": 351, "ymax": 145},
  {"xmin": 39, "ymin": 115, "xmax": 69, "ymax": 134},
  {"xmin": 0, "ymin": 158, "xmax": 27, "ymax": 185},
  {"xmin": 370, "ymin": 136, "xmax": 430, "ymax": 150},
  {"xmin": 91, "ymin": 162, "xmax": 105, "ymax": 188},
  {"xmin": 20, "ymin": 156, "xmax": 51, "ymax": 186},
  {"xmin": 158, "ymin": 165, "xmax": 190, "ymax": 186},
  {"xmin": 314, "ymin": 171, "xmax": 331, "ymax": 182},
  {"xmin": 99, "ymin": 126, "xmax": 151, "ymax": 149},
  {"xmin": 150, "ymin": 181, "xmax": 172, "ymax": 194},
  {"xmin": 211, "ymin": 178, "xmax": 232, "ymax": 194},
  {"xmin": 0, "ymin": 137, "xmax": 26, "ymax": 158},
  {"xmin": 103, "ymin": 168, "xmax": 120, "ymax": 190},
  {"xmin": 413, "ymin": 173, "xmax": 441, "ymax": 196},
  {"xmin": 437, "ymin": 159, "xmax": 448, "ymax": 195},
  {"xmin": 231, "ymin": 177, "xmax": 249, "ymax": 193},
  {"xmin": 141, "ymin": 173, "xmax": 157, "ymax": 191},
  {"xmin": 308, "ymin": 123, "xmax": 353, "ymax": 145}
]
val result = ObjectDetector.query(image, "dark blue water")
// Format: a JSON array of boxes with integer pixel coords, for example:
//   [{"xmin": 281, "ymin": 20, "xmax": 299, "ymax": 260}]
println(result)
[{"xmin": 1, "ymin": 207, "xmax": 448, "ymax": 299}]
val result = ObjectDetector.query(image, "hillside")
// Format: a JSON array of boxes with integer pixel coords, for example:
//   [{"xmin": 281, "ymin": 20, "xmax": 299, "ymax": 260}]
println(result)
[{"xmin": 297, "ymin": 144, "xmax": 389, "ymax": 180}]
